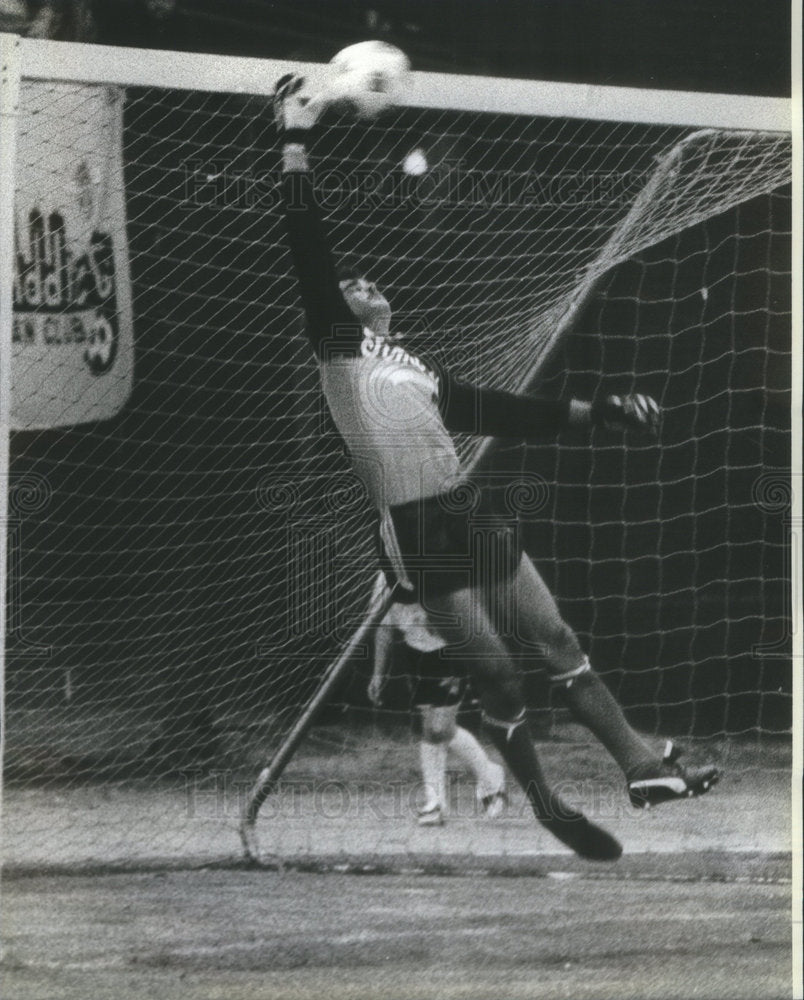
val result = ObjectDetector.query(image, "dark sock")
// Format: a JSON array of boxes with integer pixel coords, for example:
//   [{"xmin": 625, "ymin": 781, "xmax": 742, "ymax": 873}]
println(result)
[
  {"xmin": 559, "ymin": 669, "xmax": 655, "ymax": 776},
  {"xmin": 485, "ymin": 717, "xmax": 563, "ymax": 820},
  {"xmin": 485, "ymin": 715, "xmax": 622, "ymax": 861}
]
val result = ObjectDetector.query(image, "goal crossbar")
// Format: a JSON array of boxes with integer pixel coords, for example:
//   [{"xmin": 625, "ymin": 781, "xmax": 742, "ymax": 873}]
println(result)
[{"xmin": 6, "ymin": 34, "xmax": 792, "ymax": 132}]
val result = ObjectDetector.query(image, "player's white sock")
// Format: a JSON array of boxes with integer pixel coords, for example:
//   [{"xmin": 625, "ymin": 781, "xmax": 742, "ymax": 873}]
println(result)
[
  {"xmin": 419, "ymin": 740, "xmax": 447, "ymax": 811},
  {"xmin": 448, "ymin": 726, "xmax": 503, "ymax": 799}
]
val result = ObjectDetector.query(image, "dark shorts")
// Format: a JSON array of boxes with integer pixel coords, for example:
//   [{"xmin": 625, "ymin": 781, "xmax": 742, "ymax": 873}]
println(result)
[
  {"xmin": 408, "ymin": 648, "xmax": 467, "ymax": 708},
  {"xmin": 386, "ymin": 489, "xmax": 523, "ymax": 601}
]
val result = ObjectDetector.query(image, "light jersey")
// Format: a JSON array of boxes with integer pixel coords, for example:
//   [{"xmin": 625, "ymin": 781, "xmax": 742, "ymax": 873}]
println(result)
[{"xmin": 319, "ymin": 329, "xmax": 462, "ymax": 510}]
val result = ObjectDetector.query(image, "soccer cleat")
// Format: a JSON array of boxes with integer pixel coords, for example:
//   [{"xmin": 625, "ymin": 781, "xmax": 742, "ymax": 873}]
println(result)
[
  {"xmin": 480, "ymin": 790, "xmax": 508, "ymax": 820},
  {"xmin": 627, "ymin": 741, "xmax": 722, "ymax": 809},
  {"xmin": 417, "ymin": 803, "xmax": 445, "ymax": 827},
  {"xmin": 540, "ymin": 800, "xmax": 623, "ymax": 862},
  {"xmin": 478, "ymin": 762, "xmax": 507, "ymax": 819}
]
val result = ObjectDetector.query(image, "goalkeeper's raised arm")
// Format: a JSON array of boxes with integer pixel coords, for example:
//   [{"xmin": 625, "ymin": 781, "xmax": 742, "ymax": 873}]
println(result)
[{"xmin": 274, "ymin": 75, "xmax": 368, "ymax": 358}]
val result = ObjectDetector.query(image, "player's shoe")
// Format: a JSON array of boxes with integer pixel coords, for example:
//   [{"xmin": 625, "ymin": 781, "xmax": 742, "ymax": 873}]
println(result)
[
  {"xmin": 541, "ymin": 799, "xmax": 623, "ymax": 862},
  {"xmin": 627, "ymin": 740, "xmax": 722, "ymax": 809},
  {"xmin": 478, "ymin": 762, "xmax": 507, "ymax": 819},
  {"xmin": 417, "ymin": 803, "xmax": 445, "ymax": 827},
  {"xmin": 480, "ymin": 790, "xmax": 507, "ymax": 820}
]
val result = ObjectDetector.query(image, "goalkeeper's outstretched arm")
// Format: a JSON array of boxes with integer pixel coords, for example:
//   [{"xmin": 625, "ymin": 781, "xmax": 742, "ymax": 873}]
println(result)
[
  {"xmin": 275, "ymin": 78, "xmax": 361, "ymax": 358},
  {"xmin": 439, "ymin": 374, "xmax": 661, "ymax": 440}
]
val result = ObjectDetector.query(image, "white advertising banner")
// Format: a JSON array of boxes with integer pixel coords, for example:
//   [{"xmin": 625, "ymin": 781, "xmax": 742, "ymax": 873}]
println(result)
[{"xmin": 11, "ymin": 81, "xmax": 134, "ymax": 429}]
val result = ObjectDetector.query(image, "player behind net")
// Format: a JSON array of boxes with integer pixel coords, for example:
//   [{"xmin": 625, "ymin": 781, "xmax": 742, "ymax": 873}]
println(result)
[
  {"xmin": 274, "ymin": 75, "xmax": 720, "ymax": 861},
  {"xmin": 369, "ymin": 570, "xmax": 506, "ymax": 826}
]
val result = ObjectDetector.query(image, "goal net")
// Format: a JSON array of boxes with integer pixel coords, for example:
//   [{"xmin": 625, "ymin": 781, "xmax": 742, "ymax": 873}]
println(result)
[{"xmin": 0, "ymin": 38, "xmax": 792, "ymax": 870}]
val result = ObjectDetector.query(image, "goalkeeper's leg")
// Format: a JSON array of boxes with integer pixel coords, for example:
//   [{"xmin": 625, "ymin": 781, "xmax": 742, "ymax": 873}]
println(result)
[
  {"xmin": 500, "ymin": 554, "xmax": 721, "ymax": 806},
  {"xmin": 483, "ymin": 708, "xmax": 622, "ymax": 860},
  {"xmin": 425, "ymin": 585, "xmax": 621, "ymax": 860}
]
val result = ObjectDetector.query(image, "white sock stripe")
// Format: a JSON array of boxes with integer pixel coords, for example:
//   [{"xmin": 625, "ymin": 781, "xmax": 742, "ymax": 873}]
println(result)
[
  {"xmin": 630, "ymin": 776, "xmax": 688, "ymax": 794},
  {"xmin": 549, "ymin": 657, "xmax": 591, "ymax": 685},
  {"xmin": 482, "ymin": 709, "xmax": 526, "ymax": 742}
]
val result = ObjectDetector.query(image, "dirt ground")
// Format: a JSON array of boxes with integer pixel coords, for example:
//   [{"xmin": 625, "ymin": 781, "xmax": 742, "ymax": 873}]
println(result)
[
  {"xmin": 1, "ymin": 727, "xmax": 796, "ymax": 999},
  {"xmin": 1, "ymin": 730, "xmax": 792, "ymax": 871},
  {"xmin": 1, "ymin": 868, "xmax": 793, "ymax": 1000}
]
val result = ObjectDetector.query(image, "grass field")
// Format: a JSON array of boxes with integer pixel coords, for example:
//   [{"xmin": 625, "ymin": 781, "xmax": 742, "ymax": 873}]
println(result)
[{"xmin": 1, "ymin": 867, "xmax": 792, "ymax": 1000}]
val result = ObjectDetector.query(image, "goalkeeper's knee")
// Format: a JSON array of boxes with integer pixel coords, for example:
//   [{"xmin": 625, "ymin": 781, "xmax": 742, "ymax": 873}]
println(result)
[{"xmin": 539, "ymin": 620, "xmax": 586, "ymax": 677}]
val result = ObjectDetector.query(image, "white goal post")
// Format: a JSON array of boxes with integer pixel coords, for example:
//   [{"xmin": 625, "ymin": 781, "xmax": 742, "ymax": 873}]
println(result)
[
  {"xmin": 0, "ymin": 34, "xmax": 795, "ymax": 871},
  {"xmin": 11, "ymin": 35, "xmax": 790, "ymax": 127}
]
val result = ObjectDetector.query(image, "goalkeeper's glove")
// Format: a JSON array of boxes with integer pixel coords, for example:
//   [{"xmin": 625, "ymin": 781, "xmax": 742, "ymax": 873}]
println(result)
[
  {"xmin": 273, "ymin": 73, "xmax": 325, "ymax": 142},
  {"xmin": 592, "ymin": 394, "xmax": 661, "ymax": 436}
]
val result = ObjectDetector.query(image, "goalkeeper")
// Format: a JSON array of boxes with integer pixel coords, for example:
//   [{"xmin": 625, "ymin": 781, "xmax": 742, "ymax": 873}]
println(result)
[{"xmin": 274, "ymin": 75, "xmax": 720, "ymax": 861}]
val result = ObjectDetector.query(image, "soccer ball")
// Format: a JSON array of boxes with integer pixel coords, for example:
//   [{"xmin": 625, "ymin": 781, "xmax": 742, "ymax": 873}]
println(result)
[{"xmin": 328, "ymin": 41, "xmax": 410, "ymax": 118}]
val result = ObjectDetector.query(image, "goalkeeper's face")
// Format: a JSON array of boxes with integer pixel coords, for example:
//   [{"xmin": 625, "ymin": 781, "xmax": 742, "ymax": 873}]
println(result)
[{"xmin": 339, "ymin": 277, "xmax": 395, "ymax": 339}]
